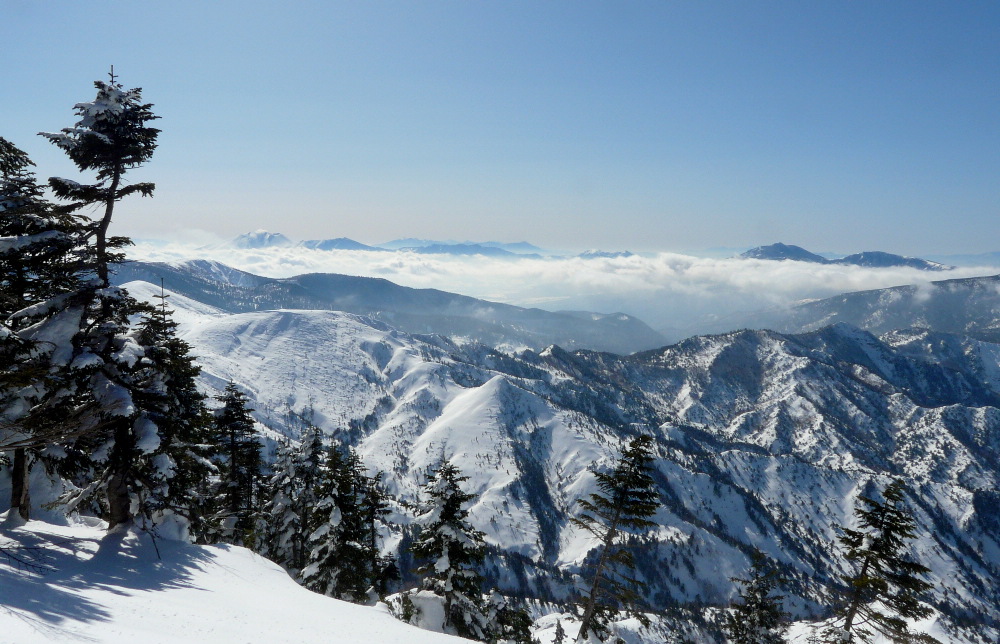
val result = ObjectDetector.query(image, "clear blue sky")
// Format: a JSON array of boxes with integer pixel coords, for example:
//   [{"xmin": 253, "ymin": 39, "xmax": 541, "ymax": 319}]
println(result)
[{"xmin": 5, "ymin": 1, "xmax": 999, "ymax": 254}]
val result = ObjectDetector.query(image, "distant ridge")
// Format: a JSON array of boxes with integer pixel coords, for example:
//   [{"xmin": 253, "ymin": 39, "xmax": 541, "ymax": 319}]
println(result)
[
  {"xmin": 741, "ymin": 242, "xmax": 950, "ymax": 271},
  {"xmin": 299, "ymin": 237, "xmax": 384, "ymax": 252}
]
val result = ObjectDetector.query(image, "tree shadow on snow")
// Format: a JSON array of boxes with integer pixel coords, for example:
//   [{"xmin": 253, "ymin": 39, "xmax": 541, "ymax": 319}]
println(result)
[{"xmin": 0, "ymin": 524, "xmax": 216, "ymax": 640}]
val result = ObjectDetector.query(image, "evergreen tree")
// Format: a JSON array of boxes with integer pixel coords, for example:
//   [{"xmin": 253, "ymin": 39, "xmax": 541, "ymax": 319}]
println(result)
[
  {"xmin": 0, "ymin": 136, "xmax": 87, "ymax": 520},
  {"xmin": 410, "ymin": 461, "xmax": 490, "ymax": 641},
  {"xmin": 128, "ymin": 289, "xmax": 216, "ymax": 540},
  {"xmin": 553, "ymin": 619, "xmax": 566, "ymax": 644},
  {"xmin": 39, "ymin": 68, "xmax": 158, "ymax": 288},
  {"xmin": 33, "ymin": 71, "xmax": 163, "ymax": 530},
  {"xmin": 300, "ymin": 441, "xmax": 347, "ymax": 595},
  {"xmin": 300, "ymin": 443, "xmax": 389, "ymax": 602},
  {"xmin": 360, "ymin": 470, "xmax": 397, "ymax": 599},
  {"xmin": 821, "ymin": 479, "xmax": 938, "ymax": 644},
  {"xmin": 572, "ymin": 435, "xmax": 660, "ymax": 643},
  {"xmin": 485, "ymin": 591, "xmax": 537, "ymax": 644},
  {"xmin": 724, "ymin": 551, "xmax": 788, "ymax": 644},
  {"xmin": 211, "ymin": 382, "xmax": 264, "ymax": 544},
  {"xmin": 258, "ymin": 425, "xmax": 324, "ymax": 574}
]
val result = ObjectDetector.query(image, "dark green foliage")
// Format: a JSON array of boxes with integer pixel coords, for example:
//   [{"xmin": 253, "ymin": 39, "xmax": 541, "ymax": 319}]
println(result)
[
  {"xmin": 572, "ymin": 434, "xmax": 659, "ymax": 642},
  {"xmin": 724, "ymin": 551, "xmax": 788, "ymax": 644},
  {"xmin": 211, "ymin": 382, "xmax": 264, "ymax": 544},
  {"xmin": 258, "ymin": 426, "xmax": 324, "ymax": 573},
  {"xmin": 410, "ymin": 461, "xmax": 490, "ymax": 640},
  {"xmin": 130, "ymin": 294, "xmax": 216, "ymax": 539},
  {"xmin": 40, "ymin": 74, "xmax": 159, "ymax": 287},
  {"xmin": 486, "ymin": 591, "xmax": 538, "ymax": 644},
  {"xmin": 822, "ymin": 479, "xmax": 938, "ymax": 644},
  {"xmin": 0, "ymin": 136, "xmax": 88, "ymax": 520},
  {"xmin": 300, "ymin": 442, "xmax": 394, "ymax": 602}
]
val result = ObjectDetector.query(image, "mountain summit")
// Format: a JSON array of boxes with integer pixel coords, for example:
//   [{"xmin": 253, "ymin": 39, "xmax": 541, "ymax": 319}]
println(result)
[{"xmin": 741, "ymin": 242, "xmax": 950, "ymax": 270}]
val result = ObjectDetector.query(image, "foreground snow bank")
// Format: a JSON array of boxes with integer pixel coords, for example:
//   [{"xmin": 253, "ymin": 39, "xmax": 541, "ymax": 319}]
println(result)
[{"xmin": 0, "ymin": 515, "xmax": 463, "ymax": 644}]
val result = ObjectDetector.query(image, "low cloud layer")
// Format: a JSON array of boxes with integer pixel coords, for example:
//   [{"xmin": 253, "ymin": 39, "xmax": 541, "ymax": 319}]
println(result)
[{"xmin": 128, "ymin": 241, "xmax": 1000, "ymax": 340}]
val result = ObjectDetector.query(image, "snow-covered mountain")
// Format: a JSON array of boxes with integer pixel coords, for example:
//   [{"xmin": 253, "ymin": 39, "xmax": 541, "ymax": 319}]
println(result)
[
  {"xmin": 742, "ymin": 243, "xmax": 951, "ymax": 271},
  {"xmin": 112, "ymin": 260, "xmax": 667, "ymax": 354},
  {"xmin": 124, "ymin": 279, "xmax": 1000, "ymax": 641},
  {"xmin": 725, "ymin": 273, "xmax": 1000, "ymax": 342},
  {"xmin": 224, "ymin": 229, "xmax": 295, "ymax": 249},
  {"xmin": 299, "ymin": 237, "xmax": 386, "ymax": 251}
]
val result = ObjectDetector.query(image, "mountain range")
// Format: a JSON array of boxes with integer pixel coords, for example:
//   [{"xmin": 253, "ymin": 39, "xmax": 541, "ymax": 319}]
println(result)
[
  {"xmin": 725, "ymin": 272, "xmax": 1000, "ymax": 343},
  {"xmin": 741, "ymin": 242, "xmax": 951, "ymax": 271},
  {"xmin": 118, "ymin": 273, "xmax": 1000, "ymax": 642},
  {"xmin": 112, "ymin": 260, "xmax": 667, "ymax": 355}
]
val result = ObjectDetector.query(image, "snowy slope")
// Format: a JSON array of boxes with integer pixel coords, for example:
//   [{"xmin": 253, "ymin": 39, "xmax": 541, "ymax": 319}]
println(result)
[
  {"xmin": 0, "ymin": 516, "xmax": 463, "ymax": 644},
  {"xmin": 119, "ymin": 282, "xmax": 1000, "ymax": 642}
]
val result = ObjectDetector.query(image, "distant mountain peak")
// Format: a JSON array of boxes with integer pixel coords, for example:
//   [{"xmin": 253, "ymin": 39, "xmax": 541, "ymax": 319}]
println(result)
[
  {"xmin": 740, "ymin": 243, "xmax": 827, "ymax": 263},
  {"xmin": 741, "ymin": 243, "xmax": 951, "ymax": 271},
  {"xmin": 229, "ymin": 230, "xmax": 294, "ymax": 249}
]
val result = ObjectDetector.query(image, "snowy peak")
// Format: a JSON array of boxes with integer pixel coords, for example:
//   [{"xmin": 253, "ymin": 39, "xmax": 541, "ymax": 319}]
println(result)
[
  {"xmin": 228, "ymin": 229, "xmax": 294, "ymax": 249},
  {"xmin": 740, "ymin": 242, "xmax": 827, "ymax": 263}
]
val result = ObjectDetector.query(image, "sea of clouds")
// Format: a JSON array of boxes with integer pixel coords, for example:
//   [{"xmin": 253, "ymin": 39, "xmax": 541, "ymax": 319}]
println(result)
[{"xmin": 128, "ymin": 240, "xmax": 1000, "ymax": 341}]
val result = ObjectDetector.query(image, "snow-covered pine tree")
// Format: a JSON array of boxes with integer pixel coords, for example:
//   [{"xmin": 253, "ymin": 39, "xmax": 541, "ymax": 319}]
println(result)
[
  {"xmin": 821, "ymin": 479, "xmax": 938, "ymax": 644},
  {"xmin": 572, "ymin": 435, "xmax": 660, "ymax": 643},
  {"xmin": 258, "ymin": 425, "xmax": 324, "ymax": 574},
  {"xmin": 361, "ymin": 471, "xmax": 398, "ymax": 599},
  {"xmin": 0, "ymin": 136, "xmax": 87, "ymax": 521},
  {"xmin": 410, "ymin": 461, "xmax": 490, "ymax": 641},
  {"xmin": 301, "ymin": 443, "xmax": 377, "ymax": 602},
  {"xmin": 32, "ymin": 71, "xmax": 167, "ymax": 531},
  {"xmin": 128, "ymin": 289, "xmax": 217, "ymax": 540},
  {"xmin": 485, "ymin": 591, "xmax": 537, "ymax": 644},
  {"xmin": 724, "ymin": 551, "xmax": 789, "ymax": 644},
  {"xmin": 211, "ymin": 382, "xmax": 264, "ymax": 545},
  {"xmin": 39, "ymin": 69, "xmax": 158, "ymax": 289}
]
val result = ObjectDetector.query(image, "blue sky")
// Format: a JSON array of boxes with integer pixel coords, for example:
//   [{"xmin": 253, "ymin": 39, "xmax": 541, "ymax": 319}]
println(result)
[{"xmin": 5, "ymin": 1, "xmax": 999, "ymax": 254}]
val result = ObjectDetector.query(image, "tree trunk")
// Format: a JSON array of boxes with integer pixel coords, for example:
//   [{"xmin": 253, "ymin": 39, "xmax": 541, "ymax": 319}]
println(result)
[
  {"xmin": 576, "ymin": 512, "xmax": 621, "ymax": 643},
  {"xmin": 95, "ymin": 168, "xmax": 120, "ymax": 288},
  {"xmin": 10, "ymin": 448, "xmax": 30, "ymax": 521},
  {"xmin": 105, "ymin": 420, "xmax": 134, "ymax": 531}
]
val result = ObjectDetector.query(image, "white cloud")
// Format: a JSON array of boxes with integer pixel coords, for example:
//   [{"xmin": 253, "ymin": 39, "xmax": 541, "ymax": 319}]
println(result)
[{"xmin": 126, "ymin": 242, "xmax": 1000, "ymax": 339}]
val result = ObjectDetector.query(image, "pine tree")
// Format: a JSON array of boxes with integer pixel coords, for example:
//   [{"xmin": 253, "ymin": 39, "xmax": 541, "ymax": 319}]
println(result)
[
  {"xmin": 128, "ymin": 288, "xmax": 216, "ymax": 540},
  {"xmin": 39, "ymin": 68, "xmax": 158, "ymax": 288},
  {"xmin": 258, "ymin": 425, "xmax": 324, "ymax": 574},
  {"xmin": 0, "ymin": 136, "xmax": 87, "ymax": 521},
  {"xmin": 553, "ymin": 619, "xmax": 567, "ymax": 644},
  {"xmin": 724, "ymin": 551, "xmax": 788, "ymax": 644},
  {"xmin": 410, "ymin": 461, "xmax": 490, "ymax": 640},
  {"xmin": 300, "ymin": 443, "xmax": 389, "ymax": 602},
  {"xmin": 485, "ymin": 591, "xmax": 537, "ymax": 644},
  {"xmin": 300, "ymin": 441, "xmax": 347, "ymax": 595},
  {"xmin": 572, "ymin": 435, "xmax": 660, "ymax": 643},
  {"xmin": 821, "ymin": 479, "xmax": 938, "ymax": 644},
  {"xmin": 33, "ymin": 70, "xmax": 163, "ymax": 530},
  {"xmin": 211, "ymin": 382, "xmax": 264, "ymax": 544}
]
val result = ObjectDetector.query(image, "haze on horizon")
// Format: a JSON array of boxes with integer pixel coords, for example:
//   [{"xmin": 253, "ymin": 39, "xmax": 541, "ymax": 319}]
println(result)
[{"xmin": 6, "ymin": 1, "xmax": 999, "ymax": 256}]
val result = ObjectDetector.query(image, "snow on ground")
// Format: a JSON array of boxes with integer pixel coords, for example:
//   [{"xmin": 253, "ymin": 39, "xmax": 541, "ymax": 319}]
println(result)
[{"xmin": 0, "ymin": 515, "xmax": 463, "ymax": 644}]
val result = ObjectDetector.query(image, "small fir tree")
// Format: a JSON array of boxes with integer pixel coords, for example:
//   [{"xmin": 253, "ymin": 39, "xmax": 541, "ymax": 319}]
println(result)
[
  {"xmin": 128, "ymin": 290, "xmax": 216, "ymax": 540},
  {"xmin": 410, "ymin": 461, "xmax": 490, "ymax": 641},
  {"xmin": 724, "ymin": 551, "xmax": 789, "ymax": 644},
  {"xmin": 821, "ymin": 479, "xmax": 938, "ymax": 644},
  {"xmin": 572, "ymin": 435, "xmax": 660, "ymax": 643},
  {"xmin": 211, "ymin": 382, "xmax": 264, "ymax": 544},
  {"xmin": 259, "ymin": 426, "xmax": 325, "ymax": 575}
]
